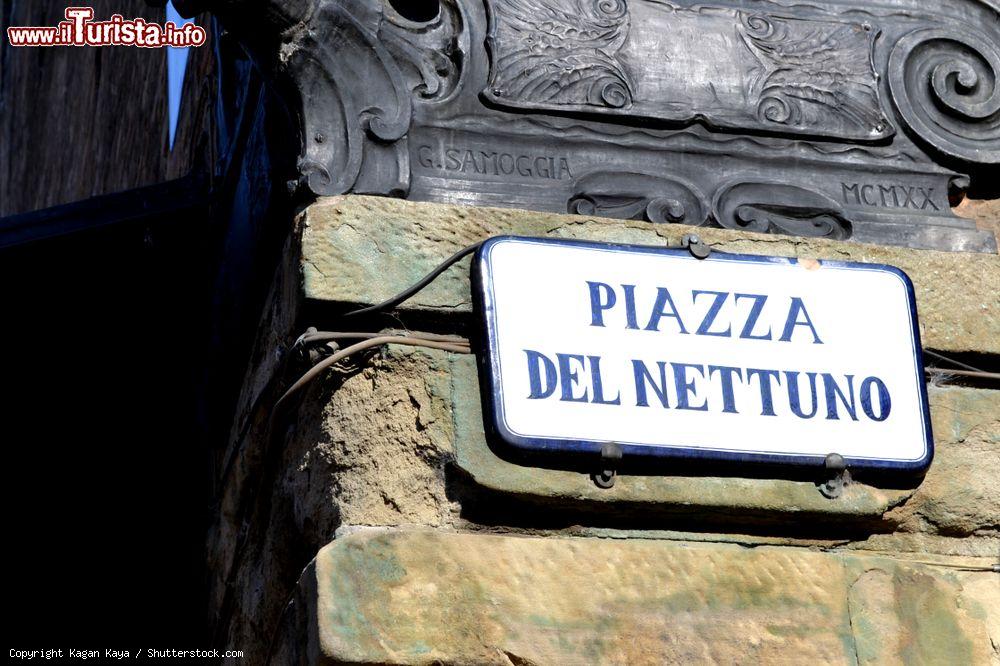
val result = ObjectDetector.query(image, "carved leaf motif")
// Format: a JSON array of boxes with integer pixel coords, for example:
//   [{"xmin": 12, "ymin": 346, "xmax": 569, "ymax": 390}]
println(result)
[
  {"xmin": 739, "ymin": 13, "xmax": 890, "ymax": 138},
  {"xmin": 484, "ymin": 2, "xmax": 889, "ymax": 140},
  {"xmin": 486, "ymin": 0, "xmax": 633, "ymax": 109}
]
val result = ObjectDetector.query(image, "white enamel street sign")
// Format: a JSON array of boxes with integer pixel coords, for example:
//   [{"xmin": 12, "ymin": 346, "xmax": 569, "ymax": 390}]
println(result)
[{"xmin": 473, "ymin": 236, "xmax": 933, "ymax": 473}]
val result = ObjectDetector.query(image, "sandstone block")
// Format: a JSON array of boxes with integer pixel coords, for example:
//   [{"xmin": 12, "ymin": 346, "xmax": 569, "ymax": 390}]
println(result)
[
  {"xmin": 301, "ymin": 196, "xmax": 1000, "ymax": 354},
  {"xmin": 315, "ymin": 529, "xmax": 999, "ymax": 665}
]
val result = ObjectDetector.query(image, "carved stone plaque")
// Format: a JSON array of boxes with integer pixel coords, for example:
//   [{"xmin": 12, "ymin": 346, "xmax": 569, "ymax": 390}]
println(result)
[
  {"xmin": 188, "ymin": 0, "xmax": 1000, "ymax": 253},
  {"xmin": 484, "ymin": 2, "xmax": 892, "ymax": 141}
]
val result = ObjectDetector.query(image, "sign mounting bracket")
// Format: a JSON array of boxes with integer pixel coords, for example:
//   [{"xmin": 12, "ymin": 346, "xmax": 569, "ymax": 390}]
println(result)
[
  {"xmin": 818, "ymin": 453, "xmax": 852, "ymax": 499},
  {"xmin": 592, "ymin": 443, "xmax": 623, "ymax": 489},
  {"xmin": 682, "ymin": 233, "xmax": 712, "ymax": 260}
]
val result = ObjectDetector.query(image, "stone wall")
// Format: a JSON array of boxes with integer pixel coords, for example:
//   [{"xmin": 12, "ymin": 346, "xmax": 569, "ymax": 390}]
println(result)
[
  {"xmin": 0, "ymin": 1, "xmax": 215, "ymax": 216},
  {"xmin": 212, "ymin": 196, "xmax": 999, "ymax": 664}
]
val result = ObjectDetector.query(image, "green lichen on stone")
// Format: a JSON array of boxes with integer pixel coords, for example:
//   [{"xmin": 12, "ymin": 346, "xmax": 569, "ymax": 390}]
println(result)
[{"xmin": 300, "ymin": 195, "xmax": 1000, "ymax": 354}]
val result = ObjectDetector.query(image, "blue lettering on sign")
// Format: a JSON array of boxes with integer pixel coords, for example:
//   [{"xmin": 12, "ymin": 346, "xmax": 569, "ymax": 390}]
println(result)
[
  {"xmin": 644, "ymin": 287, "xmax": 688, "ymax": 333},
  {"xmin": 587, "ymin": 284, "xmax": 822, "ymax": 343},
  {"xmin": 823, "ymin": 373, "xmax": 858, "ymax": 421},
  {"xmin": 734, "ymin": 293, "xmax": 772, "ymax": 340},
  {"xmin": 780, "ymin": 297, "xmax": 824, "ymax": 344},
  {"xmin": 587, "ymin": 281, "xmax": 615, "ymax": 327},
  {"xmin": 517, "ymin": 279, "xmax": 893, "ymax": 422},
  {"xmin": 556, "ymin": 353, "xmax": 589, "ymax": 403},
  {"xmin": 524, "ymin": 349, "xmax": 557, "ymax": 399},
  {"xmin": 526, "ymin": 351, "xmax": 892, "ymax": 422},
  {"xmin": 632, "ymin": 359, "xmax": 670, "ymax": 408},
  {"xmin": 692, "ymin": 290, "xmax": 731, "ymax": 337},
  {"xmin": 672, "ymin": 362, "xmax": 709, "ymax": 411},
  {"xmin": 747, "ymin": 368, "xmax": 782, "ymax": 417},
  {"xmin": 785, "ymin": 371, "xmax": 820, "ymax": 419},
  {"xmin": 708, "ymin": 365, "xmax": 743, "ymax": 414},
  {"xmin": 860, "ymin": 376, "xmax": 892, "ymax": 421}
]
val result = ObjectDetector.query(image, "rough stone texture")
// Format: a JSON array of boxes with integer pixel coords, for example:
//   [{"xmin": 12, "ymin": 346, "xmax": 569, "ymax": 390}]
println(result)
[
  {"xmin": 450, "ymin": 353, "xmax": 913, "ymax": 524},
  {"xmin": 886, "ymin": 386, "xmax": 1000, "ymax": 537},
  {"xmin": 301, "ymin": 195, "xmax": 1000, "ymax": 354},
  {"xmin": 253, "ymin": 344, "xmax": 998, "ymax": 664},
  {"xmin": 219, "ymin": 196, "xmax": 1000, "ymax": 663},
  {"xmin": 957, "ymin": 198, "xmax": 1000, "ymax": 247},
  {"xmin": 235, "ymin": 345, "xmax": 999, "ymax": 555},
  {"xmin": 289, "ymin": 347, "xmax": 457, "ymax": 531},
  {"xmin": 314, "ymin": 528, "xmax": 999, "ymax": 666},
  {"xmin": 331, "ymin": 347, "xmax": 999, "ymax": 548},
  {"xmin": 213, "ymin": 341, "xmax": 462, "ymax": 662}
]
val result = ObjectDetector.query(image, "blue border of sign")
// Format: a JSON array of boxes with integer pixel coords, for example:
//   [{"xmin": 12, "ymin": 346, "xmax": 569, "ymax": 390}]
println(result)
[{"xmin": 473, "ymin": 235, "xmax": 934, "ymax": 475}]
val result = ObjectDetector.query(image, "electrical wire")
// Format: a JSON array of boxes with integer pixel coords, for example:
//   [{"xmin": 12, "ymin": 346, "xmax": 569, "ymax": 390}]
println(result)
[
  {"xmin": 222, "ymin": 237, "xmax": 1000, "ymax": 643},
  {"xmin": 216, "ymin": 330, "xmax": 466, "ymax": 490},
  {"xmin": 220, "ymin": 332, "xmax": 473, "ymax": 622},
  {"xmin": 925, "ymin": 367, "xmax": 1000, "ymax": 381},
  {"xmin": 297, "ymin": 329, "xmax": 469, "ymax": 346},
  {"xmin": 921, "ymin": 349, "xmax": 997, "ymax": 384},
  {"xmin": 340, "ymin": 237, "xmax": 711, "ymax": 319},
  {"xmin": 923, "ymin": 348, "xmax": 988, "ymax": 373},
  {"xmin": 341, "ymin": 241, "xmax": 483, "ymax": 317},
  {"xmin": 274, "ymin": 334, "xmax": 471, "ymax": 412}
]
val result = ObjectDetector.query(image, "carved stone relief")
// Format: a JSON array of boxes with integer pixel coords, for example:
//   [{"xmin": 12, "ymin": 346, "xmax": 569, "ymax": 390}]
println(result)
[
  {"xmin": 888, "ymin": 27, "xmax": 1000, "ymax": 164},
  {"xmin": 283, "ymin": 0, "xmax": 467, "ymax": 196},
  {"xmin": 191, "ymin": 0, "xmax": 1000, "ymax": 252},
  {"xmin": 484, "ymin": 1, "xmax": 892, "ymax": 141},
  {"xmin": 569, "ymin": 172, "xmax": 709, "ymax": 226}
]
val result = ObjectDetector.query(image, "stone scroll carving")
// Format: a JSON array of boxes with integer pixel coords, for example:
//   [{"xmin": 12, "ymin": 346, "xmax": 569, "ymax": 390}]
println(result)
[
  {"xmin": 568, "ymin": 174, "xmax": 852, "ymax": 241},
  {"xmin": 484, "ymin": 0, "xmax": 892, "ymax": 141},
  {"xmin": 739, "ymin": 13, "xmax": 890, "ymax": 140},
  {"xmin": 190, "ymin": 0, "xmax": 1000, "ymax": 253},
  {"xmin": 288, "ymin": 1, "xmax": 409, "ymax": 196},
  {"xmin": 383, "ymin": 2, "xmax": 468, "ymax": 103},
  {"xmin": 568, "ymin": 173, "xmax": 708, "ymax": 226},
  {"xmin": 889, "ymin": 28, "xmax": 1000, "ymax": 164},
  {"xmin": 285, "ymin": 0, "xmax": 467, "ymax": 196},
  {"xmin": 713, "ymin": 182, "xmax": 853, "ymax": 240}
]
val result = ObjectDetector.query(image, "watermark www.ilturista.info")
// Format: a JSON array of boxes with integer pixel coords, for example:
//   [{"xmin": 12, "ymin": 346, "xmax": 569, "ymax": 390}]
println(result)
[{"xmin": 7, "ymin": 7, "xmax": 207, "ymax": 48}]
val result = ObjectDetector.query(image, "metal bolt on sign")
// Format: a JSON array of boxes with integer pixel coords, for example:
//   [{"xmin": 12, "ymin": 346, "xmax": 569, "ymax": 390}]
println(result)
[
  {"xmin": 819, "ymin": 453, "xmax": 852, "ymax": 499},
  {"xmin": 592, "ymin": 442, "xmax": 624, "ymax": 489},
  {"xmin": 682, "ymin": 234, "xmax": 712, "ymax": 259}
]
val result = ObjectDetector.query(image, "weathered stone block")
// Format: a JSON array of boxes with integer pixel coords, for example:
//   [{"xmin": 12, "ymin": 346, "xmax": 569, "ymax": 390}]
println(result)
[
  {"xmin": 293, "ymin": 345, "xmax": 998, "ymax": 542},
  {"xmin": 314, "ymin": 528, "xmax": 999, "ymax": 665},
  {"xmin": 449, "ymin": 352, "xmax": 913, "ymax": 523},
  {"xmin": 282, "ymin": 195, "xmax": 1000, "ymax": 664},
  {"xmin": 887, "ymin": 386, "xmax": 1000, "ymax": 536},
  {"xmin": 301, "ymin": 196, "xmax": 1000, "ymax": 354},
  {"xmin": 287, "ymin": 347, "xmax": 457, "ymax": 531},
  {"xmin": 446, "ymin": 349, "xmax": 997, "ymax": 535}
]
